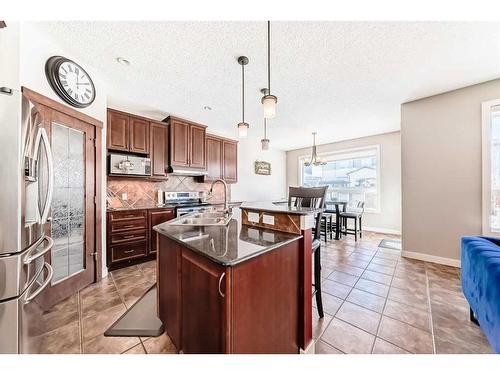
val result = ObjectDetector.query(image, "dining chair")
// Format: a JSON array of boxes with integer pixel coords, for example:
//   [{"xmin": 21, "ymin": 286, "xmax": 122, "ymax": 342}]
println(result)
[
  {"xmin": 340, "ymin": 201, "xmax": 365, "ymax": 241},
  {"xmin": 288, "ymin": 186, "xmax": 328, "ymax": 318}
]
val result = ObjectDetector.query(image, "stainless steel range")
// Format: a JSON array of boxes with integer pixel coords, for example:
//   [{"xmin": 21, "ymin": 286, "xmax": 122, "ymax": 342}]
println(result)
[{"xmin": 162, "ymin": 191, "xmax": 211, "ymax": 217}]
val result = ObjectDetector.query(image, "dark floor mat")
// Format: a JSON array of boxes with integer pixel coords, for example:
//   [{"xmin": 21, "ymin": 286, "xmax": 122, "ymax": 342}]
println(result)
[{"xmin": 104, "ymin": 284, "xmax": 164, "ymax": 337}]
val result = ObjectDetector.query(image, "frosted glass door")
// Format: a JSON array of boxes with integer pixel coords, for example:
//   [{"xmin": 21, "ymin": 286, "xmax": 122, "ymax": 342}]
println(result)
[{"xmin": 51, "ymin": 122, "xmax": 85, "ymax": 284}]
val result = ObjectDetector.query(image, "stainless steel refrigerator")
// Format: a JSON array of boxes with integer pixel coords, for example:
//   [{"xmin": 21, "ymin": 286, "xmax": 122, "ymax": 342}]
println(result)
[{"xmin": 0, "ymin": 87, "xmax": 55, "ymax": 353}]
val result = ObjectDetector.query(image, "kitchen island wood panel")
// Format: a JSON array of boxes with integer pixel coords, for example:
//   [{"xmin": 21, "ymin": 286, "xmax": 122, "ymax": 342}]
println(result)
[{"xmin": 156, "ymin": 233, "xmax": 300, "ymax": 354}]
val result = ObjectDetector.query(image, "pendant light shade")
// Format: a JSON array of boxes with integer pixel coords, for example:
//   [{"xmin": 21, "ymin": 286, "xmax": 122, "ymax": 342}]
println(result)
[
  {"xmin": 237, "ymin": 56, "xmax": 249, "ymax": 138},
  {"xmin": 238, "ymin": 122, "xmax": 249, "ymax": 138},
  {"xmin": 261, "ymin": 118, "xmax": 270, "ymax": 150},
  {"xmin": 262, "ymin": 95, "xmax": 277, "ymax": 119},
  {"xmin": 262, "ymin": 21, "xmax": 278, "ymax": 119},
  {"xmin": 304, "ymin": 132, "xmax": 326, "ymax": 167}
]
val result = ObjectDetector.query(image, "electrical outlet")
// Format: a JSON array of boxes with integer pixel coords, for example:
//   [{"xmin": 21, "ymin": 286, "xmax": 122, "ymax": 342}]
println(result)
[{"xmin": 121, "ymin": 193, "xmax": 128, "ymax": 201}]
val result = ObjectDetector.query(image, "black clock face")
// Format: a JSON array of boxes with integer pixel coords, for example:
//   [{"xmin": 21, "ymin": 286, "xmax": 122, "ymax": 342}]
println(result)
[{"xmin": 45, "ymin": 56, "xmax": 96, "ymax": 108}]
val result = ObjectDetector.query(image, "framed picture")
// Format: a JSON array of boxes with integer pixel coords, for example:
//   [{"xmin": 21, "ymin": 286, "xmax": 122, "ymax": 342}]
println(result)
[{"xmin": 254, "ymin": 161, "xmax": 271, "ymax": 175}]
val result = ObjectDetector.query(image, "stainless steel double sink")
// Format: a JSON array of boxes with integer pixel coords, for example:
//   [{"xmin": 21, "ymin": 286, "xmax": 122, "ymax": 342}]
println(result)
[{"xmin": 168, "ymin": 210, "xmax": 233, "ymax": 226}]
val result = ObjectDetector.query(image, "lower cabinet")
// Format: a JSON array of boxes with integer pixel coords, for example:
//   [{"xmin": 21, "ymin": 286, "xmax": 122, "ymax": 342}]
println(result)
[
  {"xmin": 149, "ymin": 209, "xmax": 175, "ymax": 254},
  {"xmin": 181, "ymin": 250, "xmax": 226, "ymax": 353},
  {"xmin": 106, "ymin": 207, "xmax": 174, "ymax": 270}
]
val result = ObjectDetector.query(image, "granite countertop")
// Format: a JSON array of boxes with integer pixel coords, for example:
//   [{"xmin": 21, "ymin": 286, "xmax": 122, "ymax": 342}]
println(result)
[
  {"xmin": 240, "ymin": 201, "xmax": 324, "ymax": 215},
  {"xmin": 153, "ymin": 208, "xmax": 302, "ymax": 266}
]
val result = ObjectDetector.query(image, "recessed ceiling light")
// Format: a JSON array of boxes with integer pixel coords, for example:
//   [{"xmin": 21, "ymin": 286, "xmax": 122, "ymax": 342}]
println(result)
[
  {"xmin": 116, "ymin": 57, "xmax": 130, "ymax": 66},
  {"xmin": 203, "ymin": 106, "xmax": 212, "ymax": 111}
]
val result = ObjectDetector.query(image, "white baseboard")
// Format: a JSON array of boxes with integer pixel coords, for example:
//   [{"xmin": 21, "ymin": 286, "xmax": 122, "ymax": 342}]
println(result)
[
  {"xmin": 363, "ymin": 226, "xmax": 401, "ymax": 235},
  {"xmin": 401, "ymin": 250, "xmax": 461, "ymax": 268}
]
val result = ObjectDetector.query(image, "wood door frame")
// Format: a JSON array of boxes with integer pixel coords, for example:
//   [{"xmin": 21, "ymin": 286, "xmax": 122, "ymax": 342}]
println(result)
[{"xmin": 22, "ymin": 87, "xmax": 104, "ymax": 288}]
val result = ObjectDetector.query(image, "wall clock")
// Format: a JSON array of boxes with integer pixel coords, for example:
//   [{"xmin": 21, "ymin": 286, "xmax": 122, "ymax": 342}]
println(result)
[{"xmin": 45, "ymin": 56, "xmax": 96, "ymax": 108}]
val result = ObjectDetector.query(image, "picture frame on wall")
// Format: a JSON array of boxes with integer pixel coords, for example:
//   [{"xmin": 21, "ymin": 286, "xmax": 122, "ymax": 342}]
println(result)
[{"xmin": 254, "ymin": 161, "xmax": 271, "ymax": 175}]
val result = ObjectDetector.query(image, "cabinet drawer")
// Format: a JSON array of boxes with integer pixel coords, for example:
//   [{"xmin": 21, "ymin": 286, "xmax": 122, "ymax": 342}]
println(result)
[
  {"xmin": 111, "ymin": 240, "xmax": 148, "ymax": 263},
  {"xmin": 109, "ymin": 210, "xmax": 148, "ymax": 222},
  {"xmin": 111, "ymin": 229, "xmax": 148, "ymax": 245},
  {"xmin": 111, "ymin": 219, "xmax": 148, "ymax": 233}
]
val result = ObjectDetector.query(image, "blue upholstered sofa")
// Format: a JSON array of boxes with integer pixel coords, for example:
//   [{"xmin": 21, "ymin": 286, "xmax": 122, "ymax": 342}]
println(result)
[{"xmin": 461, "ymin": 236, "xmax": 500, "ymax": 353}]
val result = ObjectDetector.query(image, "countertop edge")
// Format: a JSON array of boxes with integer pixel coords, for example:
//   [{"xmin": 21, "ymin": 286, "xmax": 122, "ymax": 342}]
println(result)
[{"xmin": 153, "ymin": 224, "xmax": 303, "ymax": 266}]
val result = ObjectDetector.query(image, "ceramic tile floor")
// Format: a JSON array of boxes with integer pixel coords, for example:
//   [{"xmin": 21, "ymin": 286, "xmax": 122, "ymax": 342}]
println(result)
[
  {"xmin": 35, "ymin": 260, "xmax": 175, "ymax": 354},
  {"xmin": 312, "ymin": 232, "xmax": 492, "ymax": 354},
  {"xmin": 38, "ymin": 231, "xmax": 492, "ymax": 354}
]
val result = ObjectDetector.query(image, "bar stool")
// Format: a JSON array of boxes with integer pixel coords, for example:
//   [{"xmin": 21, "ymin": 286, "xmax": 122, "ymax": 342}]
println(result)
[
  {"xmin": 288, "ymin": 186, "xmax": 328, "ymax": 318},
  {"xmin": 340, "ymin": 201, "xmax": 365, "ymax": 242}
]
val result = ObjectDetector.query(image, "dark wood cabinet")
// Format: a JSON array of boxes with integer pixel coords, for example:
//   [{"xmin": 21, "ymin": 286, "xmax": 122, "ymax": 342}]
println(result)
[
  {"xmin": 150, "ymin": 122, "xmax": 169, "ymax": 178},
  {"xmin": 107, "ymin": 110, "xmax": 129, "ymax": 151},
  {"xmin": 107, "ymin": 109, "xmax": 150, "ymax": 155},
  {"xmin": 167, "ymin": 116, "xmax": 207, "ymax": 170},
  {"xmin": 205, "ymin": 134, "xmax": 238, "ymax": 183},
  {"xmin": 157, "ymin": 236, "xmax": 300, "ymax": 353},
  {"xmin": 129, "ymin": 117, "xmax": 150, "ymax": 154},
  {"xmin": 190, "ymin": 124, "xmax": 206, "ymax": 169},
  {"xmin": 149, "ymin": 209, "xmax": 175, "ymax": 254},
  {"xmin": 107, "ymin": 207, "xmax": 177, "ymax": 270},
  {"xmin": 170, "ymin": 119, "xmax": 190, "ymax": 167},
  {"xmin": 222, "ymin": 140, "xmax": 238, "ymax": 183},
  {"xmin": 206, "ymin": 136, "xmax": 222, "ymax": 180},
  {"xmin": 181, "ymin": 250, "xmax": 226, "ymax": 353}
]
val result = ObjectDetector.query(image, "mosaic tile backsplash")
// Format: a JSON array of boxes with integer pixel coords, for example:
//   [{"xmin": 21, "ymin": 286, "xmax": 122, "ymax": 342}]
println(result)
[{"xmin": 107, "ymin": 176, "xmax": 230, "ymax": 209}]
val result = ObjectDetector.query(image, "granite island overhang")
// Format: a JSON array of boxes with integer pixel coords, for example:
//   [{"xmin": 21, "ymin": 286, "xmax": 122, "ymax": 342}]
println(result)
[{"xmin": 153, "ymin": 202, "xmax": 322, "ymax": 354}]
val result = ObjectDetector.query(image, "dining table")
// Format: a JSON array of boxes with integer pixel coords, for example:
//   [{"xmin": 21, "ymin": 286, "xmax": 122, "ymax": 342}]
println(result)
[{"xmin": 325, "ymin": 200, "xmax": 348, "ymax": 240}]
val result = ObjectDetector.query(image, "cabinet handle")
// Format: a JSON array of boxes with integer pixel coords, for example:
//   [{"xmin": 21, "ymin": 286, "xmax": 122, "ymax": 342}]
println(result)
[
  {"xmin": 123, "ymin": 225, "xmax": 135, "ymax": 228},
  {"xmin": 123, "ymin": 235, "xmax": 135, "ymax": 239},
  {"xmin": 124, "ymin": 249, "xmax": 135, "ymax": 254},
  {"xmin": 218, "ymin": 272, "xmax": 226, "ymax": 298}
]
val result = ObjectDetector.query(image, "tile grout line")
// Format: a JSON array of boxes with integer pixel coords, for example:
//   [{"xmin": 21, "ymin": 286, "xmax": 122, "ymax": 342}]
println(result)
[
  {"xmin": 370, "ymin": 247, "xmax": 398, "ymax": 353},
  {"xmin": 424, "ymin": 262, "xmax": 437, "ymax": 354},
  {"xmin": 77, "ymin": 290, "xmax": 83, "ymax": 354}
]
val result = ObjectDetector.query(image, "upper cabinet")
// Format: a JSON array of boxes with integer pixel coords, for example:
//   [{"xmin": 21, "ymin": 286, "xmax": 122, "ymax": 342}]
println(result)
[
  {"xmin": 107, "ymin": 109, "xmax": 150, "ymax": 154},
  {"xmin": 166, "ymin": 116, "xmax": 207, "ymax": 171},
  {"xmin": 222, "ymin": 140, "xmax": 238, "ymax": 183},
  {"xmin": 129, "ymin": 117, "xmax": 150, "ymax": 154},
  {"xmin": 106, "ymin": 110, "xmax": 237, "ymax": 181},
  {"xmin": 150, "ymin": 122, "xmax": 169, "ymax": 178},
  {"xmin": 107, "ymin": 110, "xmax": 129, "ymax": 151},
  {"xmin": 205, "ymin": 134, "xmax": 238, "ymax": 184}
]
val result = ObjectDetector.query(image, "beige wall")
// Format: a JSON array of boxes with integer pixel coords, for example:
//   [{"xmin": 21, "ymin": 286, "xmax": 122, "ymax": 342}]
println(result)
[
  {"xmin": 401, "ymin": 78, "xmax": 500, "ymax": 264},
  {"xmin": 286, "ymin": 131, "xmax": 401, "ymax": 233}
]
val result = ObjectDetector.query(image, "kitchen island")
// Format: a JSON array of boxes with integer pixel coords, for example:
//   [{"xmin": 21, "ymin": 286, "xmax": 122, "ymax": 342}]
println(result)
[{"xmin": 154, "ymin": 201, "xmax": 320, "ymax": 354}]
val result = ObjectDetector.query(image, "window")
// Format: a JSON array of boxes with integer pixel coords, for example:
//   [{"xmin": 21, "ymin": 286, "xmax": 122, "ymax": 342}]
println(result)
[
  {"xmin": 482, "ymin": 100, "xmax": 500, "ymax": 235},
  {"xmin": 299, "ymin": 146, "xmax": 380, "ymax": 212}
]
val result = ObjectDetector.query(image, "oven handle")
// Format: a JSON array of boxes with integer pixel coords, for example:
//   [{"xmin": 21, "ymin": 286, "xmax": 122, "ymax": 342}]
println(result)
[{"xmin": 23, "ymin": 262, "xmax": 53, "ymax": 303}]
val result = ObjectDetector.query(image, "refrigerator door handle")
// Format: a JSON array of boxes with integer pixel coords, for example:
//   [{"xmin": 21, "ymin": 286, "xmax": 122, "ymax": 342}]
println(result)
[
  {"xmin": 23, "ymin": 236, "xmax": 54, "ymax": 265},
  {"xmin": 39, "ymin": 127, "xmax": 54, "ymax": 224},
  {"xmin": 23, "ymin": 262, "xmax": 53, "ymax": 303}
]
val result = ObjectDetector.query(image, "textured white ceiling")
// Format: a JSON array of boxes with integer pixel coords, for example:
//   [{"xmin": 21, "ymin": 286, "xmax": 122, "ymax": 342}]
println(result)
[{"xmin": 32, "ymin": 21, "xmax": 500, "ymax": 150}]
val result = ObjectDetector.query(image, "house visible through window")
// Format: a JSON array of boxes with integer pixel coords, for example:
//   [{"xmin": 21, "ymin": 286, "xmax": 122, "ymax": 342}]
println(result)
[{"xmin": 299, "ymin": 146, "xmax": 380, "ymax": 211}]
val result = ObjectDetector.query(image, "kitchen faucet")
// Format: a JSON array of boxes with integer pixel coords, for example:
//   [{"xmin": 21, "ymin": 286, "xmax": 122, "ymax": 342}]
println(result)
[{"xmin": 208, "ymin": 179, "xmax": 230, "ymax": 215}]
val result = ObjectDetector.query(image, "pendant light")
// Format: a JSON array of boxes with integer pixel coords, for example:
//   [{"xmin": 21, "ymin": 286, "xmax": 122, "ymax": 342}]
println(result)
[
  {"xmin": 261, "ymin": 118, "xmax": 270, "ymax": 150},
  {"xmin": 304, "ymin": 132, "xmax": 326, "ymax": 166},
  {"xmin": 237, "ymin": 56, "xmax": 249, "ymax": 138},
  {"xmin": 262, "ymin": 21, "xmax": 277, "ymax": 119}
]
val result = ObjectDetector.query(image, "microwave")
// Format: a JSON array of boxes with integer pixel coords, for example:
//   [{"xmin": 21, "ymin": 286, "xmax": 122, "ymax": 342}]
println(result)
[{"xmin": 108, "ymin": 153, "xmax": 151, "ymax": 177}]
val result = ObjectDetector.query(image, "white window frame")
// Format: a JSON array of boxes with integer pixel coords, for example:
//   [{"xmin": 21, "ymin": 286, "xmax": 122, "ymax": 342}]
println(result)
[
  {"xmin": 481, "ymin": 99, "xmax": 500, "ymax": 236},
  {"xmin": 297, "ymin": 144, "xmax": 381, "ymax": 213}
]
